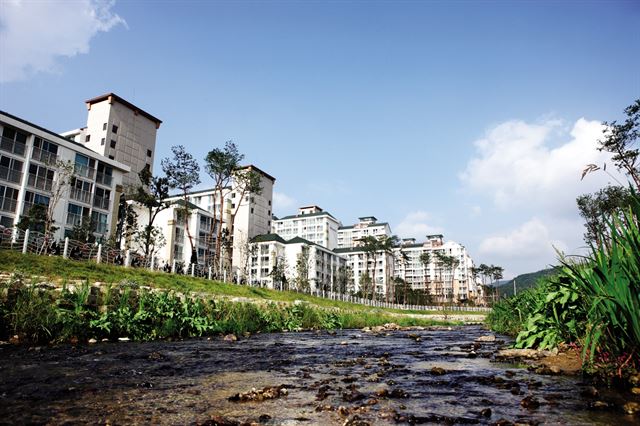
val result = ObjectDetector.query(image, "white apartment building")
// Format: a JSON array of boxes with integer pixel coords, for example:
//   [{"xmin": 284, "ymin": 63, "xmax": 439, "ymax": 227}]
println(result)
[
  {"xmin": 249, "ymin": 233, "xmax": 348, "ymax": 292},
  {"xmin": 62, "ymin": 93, "xmax": 162, "ymax": 190},
  {"xmin": 337, "ymin": 216, "xmax": 392, "ymax": 249},
  {"xmin": 393, "ymin": 234, "xmax": 481, "ymax": 303},
  {"xmin": 0, "ymin": 111, "xmax": 130, "ymax": 240},
  {"xmin": 163, "ymin": 165, "xmax": 275, "ymax": 277},
  {"xmin": 271, "ymin": 205, "xmax": 341, "ymax": 249},
  {"xmin": 333, "ymin": 245, "xmax": 395, "ymax": 298}
]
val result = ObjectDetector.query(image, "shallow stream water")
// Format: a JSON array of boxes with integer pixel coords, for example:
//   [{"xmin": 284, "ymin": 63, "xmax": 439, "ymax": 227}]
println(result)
[{"xmin": 0, "ymin": 326, "xmax": 637, "ymax": 425}]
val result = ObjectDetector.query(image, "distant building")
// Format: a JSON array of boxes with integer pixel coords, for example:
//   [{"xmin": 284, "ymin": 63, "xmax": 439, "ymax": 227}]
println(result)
[
  {"xmin": 393, "ymin": 234, "xmax": 481, "ymax": 302},
  {"xmin": 334, "ymin": 245, "xmax": 395, "ymax": 298},
  {"xmin": 0, "ymin": 110, "xmax": 129, "ymax": 240},
  {"xmin": 271, "ymin": 205, "xmax": 341, "ymax": 249},
  {"xmin": 337, "ymin": 216, "xmax": 392, "ymax": 249},
  {"xmin": 249, "ymin": 233, "xmax": 348, "ymax": 291}
]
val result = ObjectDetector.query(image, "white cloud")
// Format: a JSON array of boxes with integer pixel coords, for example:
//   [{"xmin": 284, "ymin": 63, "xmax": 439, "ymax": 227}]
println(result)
[
  {"xmin": 479, "ymin": 217, "xmax": 566, "ymax": 259},
  {"xmin": 0, "ymin": 0, "xmax": 126, "ymax": 83},
  {"xmin": 395, "ymin": 211, "xmax": 443, "ymax": 240},
  {"xmin": 272, "ymin": 191, "xmax": 297, "ymax": 215},
  {"xmin": 460, "ymin": 118, "xmax": 623, "ymax": 215}
]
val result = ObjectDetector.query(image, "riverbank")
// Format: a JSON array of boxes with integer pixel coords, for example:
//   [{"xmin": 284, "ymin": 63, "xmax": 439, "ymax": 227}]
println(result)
[
  {"xmin": 1, "ymin": 326, "xmax": 638, "ymax": 425},
  {"xmin": 0, "ymin": 272, "xmax": 469, "ymax": 345}
]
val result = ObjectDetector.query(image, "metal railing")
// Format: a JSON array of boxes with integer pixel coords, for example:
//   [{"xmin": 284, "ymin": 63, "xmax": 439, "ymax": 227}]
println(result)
[
  {"xmin": 70, "ymin": 188, "xmax": 92, "ymax": 204},
  {"xmin": 27, "ymin": 173, "xmax": 53, "ymax": 191},
  {"xmin": 31, "ymin": 147, "xmax": 58, "ymax": 164},
  {"xmin": 0, "ymin": 166, "xmax": 22, "ymax": 184},
  {"xmin": 92, "ymin": 195, "xmax": 110, "ymax": 210},
  {"xmin": 0, "ymin": 196, "xmax": 17, "ymax": 213},
  {"xmin": 0, "ymin": 136, "xmax": 26, "ymax": 157},
  {"xmin": 95, "ymin": 171, "xmax": 113, "ymax": 186},
  {"xmin": 0, "ymin": 227, "xmax": 493, "ymax": 313}
]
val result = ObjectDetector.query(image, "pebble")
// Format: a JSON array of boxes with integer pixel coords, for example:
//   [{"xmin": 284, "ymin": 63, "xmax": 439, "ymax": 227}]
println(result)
[
  {"xmin": 430, "ymin": 367, "xmax": 447, "ymax": 375},
  {"xmin": 631, "ymin": 387, "xmax": 640, "ymax": 395},
  {"xmin": 520, "ymin": 395, "xmax": 540, "ymax": 409},
  {"xmin": 223, "ymin": 334, "xmax": 237, "ymax": 342},
  {"xmin": 480, "ymin": 408, "xmax": 492, "ymax": 418},
  {"xmin": 623, "ymin": 401, "xmax": 640, "ymax": 415},
  {"xmin": 475, "ymin": 335, "xmax": 496, "ymax": 342},
  {"xmin": 88, "ymin": 338, "xmax": 97, "ymax": 344}
]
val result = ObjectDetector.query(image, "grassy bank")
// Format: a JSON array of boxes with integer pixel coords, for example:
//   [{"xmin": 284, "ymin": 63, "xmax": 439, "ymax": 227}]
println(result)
[
  {"xmin": 0, "ymin": 250, "xmax": 481, "ymax": 316},
  {"xmin": 0, "ymin": 274, "xmax": 456, "ymax": 344},
  {"xmin": 487, "ymin": 192, "xmax": 640, "ymax": 377}
]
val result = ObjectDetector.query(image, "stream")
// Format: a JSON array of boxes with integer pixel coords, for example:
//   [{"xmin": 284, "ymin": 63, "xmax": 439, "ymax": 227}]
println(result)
[{"xmin": 0, "ymin": 325, "xmax": 637, "ymax": 425}]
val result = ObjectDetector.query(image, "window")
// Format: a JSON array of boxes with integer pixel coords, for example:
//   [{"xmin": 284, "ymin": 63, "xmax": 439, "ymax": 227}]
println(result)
[
  {"xmin": 27, "ymin": 163, "xmax": 54, "ymax": 191},
  {"xmin": 231, "ymin": 193, "xmax": 236, "ymax": 198},
  {"xmin": 0, "ymin": 215, "xmax": 13, "ymax": 228},
  {"xmin": 268, "ymin": 200, "xmax": 271, "ymax": 206},
  {"xmin": 110, "ymin": 140, "xmax": 116, "ymax": 149},
  {"xmin": 85, "ymin": 135, "xmax": 90, "ymax": 142},
  {"xmin": 0, "ymin": 155, "xmax": 24, "ymax": 183},
  {"xmin": 23, "ymin": 191, "xmax": 50, "ymax": 214},
  {"xmin": 0, "ymin": 185, "xmax": 19, "ymax": 213},
  {"xmin": 103, "ymin": 123, "xmax": 107, "ymax": 131},
  {"xmin": 108, "ymin": 155, "xmax": 114, "ymax": 160},
  {"xmin": 250, "ymin": 208, "xmax": 254, "ymax": 214},
  {"xmin": 91, "ymin": 211, "xmax": 108, "ymax": 234},
  {"xmin": 112, "ymin": 125, "xmax": 118, "ymax": 134},
  {"xmin": 1, "ymin": 126, "xmax": 27, "ymax": 156},
  {"xmin": 101, "ymin": 138, "xmax": 105, "ymax": 146},
  {"xmin": 147, "ymin": 149, "xmax": 152, "ymax": 157}
]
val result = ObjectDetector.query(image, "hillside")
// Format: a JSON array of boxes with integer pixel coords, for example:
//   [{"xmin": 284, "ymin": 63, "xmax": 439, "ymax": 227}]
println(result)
[{"xmin": 497, "ymin": 267, "xmax": 559, "ymax": 298}]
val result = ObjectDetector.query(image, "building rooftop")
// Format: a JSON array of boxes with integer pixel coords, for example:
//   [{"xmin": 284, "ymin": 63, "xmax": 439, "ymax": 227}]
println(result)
[
  {"xmin": 238, "ymin": 164, "xmax": 276, "ymax": 182},
  {"xmin": 275, "ymin": 210, "xmax": 339, "ymax": 222},
  {"xmin": 251, "ymin": 233, "xmax": 287, "ymax": 244},
  {"xmin": 85, "ymin": 93, "xmax": 162, "ymax": 127},
  {"xmin": 338, "ymin": 222, "xmax": 389, "ymax": 230}
]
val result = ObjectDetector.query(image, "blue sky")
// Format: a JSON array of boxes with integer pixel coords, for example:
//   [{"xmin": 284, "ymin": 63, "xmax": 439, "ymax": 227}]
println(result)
[{"xmin": 1, "ymin": 0, "xmax": 639, "ymax": 277}]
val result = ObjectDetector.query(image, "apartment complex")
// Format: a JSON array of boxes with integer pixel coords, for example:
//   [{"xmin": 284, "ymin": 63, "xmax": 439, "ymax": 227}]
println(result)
[
  {"xmin": 333, "ymin": 245, "xmax": 395, "ymax": 297},
  {"xmin": 271, "ymin": 205, "xmax": 341, "ymax": 249},
  {"xmin": 0, "ymin": 111, "xmax": 130, "ymax": 239},
  {"xmin": 249, "ymin": 233, "xmax": 348, "ymax": 291},
  {"xmin": 162, "ymin": 165, "xmax": 275, "ymax": 278},
  {"xmin": 62, "ymin": 93, "xmax": 162, "ymax": 189},
  {"xmin": 393, "ymin": 234, "xmax": 481, "ymax": 302},
  {"xmin": 337, "ymin": 216, "xmax": 392, "ymax": 248}
]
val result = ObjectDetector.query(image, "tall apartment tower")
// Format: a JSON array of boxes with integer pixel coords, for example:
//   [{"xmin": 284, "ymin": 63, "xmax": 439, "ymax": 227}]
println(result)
[{"xmin": 63, "ymin": 93, "xmax": 162, "ymax": 189}]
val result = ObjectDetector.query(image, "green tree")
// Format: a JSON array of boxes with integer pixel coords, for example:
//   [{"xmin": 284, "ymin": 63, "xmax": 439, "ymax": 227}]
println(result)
[
  {"xmin": 130, "ymin": 166, "xmax": 171, "ymax": 263},
  {"xmin": 419, "ymin": 251, "xmax": 431, "ymax": 299},
  {"xmin": 577, "ymin": 185, "xmax": 633, "ymax": 246},
  {"xmin": 204, "ymin": 141, "xmax": 243, "ymax": 271},
  {"xmin": 162, "ymin": 145, "xmax": 201, "ymax": 264}
]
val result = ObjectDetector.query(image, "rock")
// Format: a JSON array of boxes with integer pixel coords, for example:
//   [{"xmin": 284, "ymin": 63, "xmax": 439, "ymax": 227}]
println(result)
[
  {"xmin": 629, "ymin": 374, "xmax": 640, "ymax": 386},
  {"xmin": 342, "ymin": 390, "xmax": 366, "ymax": 403},
  {"xmin": 337, "ymin": 406, "xmax": 350, "ymax": 417},
  {"xmin": 497, "ymin": 348, "xmax": 540, "ymax": 359},
  {"xmin": 205, "ymin": 415, "xmax": 240, "ymax": 425},
  {"xmin": 631, "ymin": 387, "xmax": 640, "ymax": 395},
  {"xmin": 520, "ymin": 395, "xmax": 540, "ymax": 409},
  {"xmin": 88, "ymin": 338, "xmax": 97, "ymax": 344},
  {"xmin": 623, "ymin": 401, "xmax": 640, "ymax": 415},
  {"xmin": 549, "ymin": 365, "xmax": 561, "ymax": 374},
  {"xmin": 340, "ymin": 341, "xmax": 348, "ymax": 345},
  {"xmin": 480, "ymin": 408, "xmax": 492, "ymax": 418},
  {"xmin": 117, "ymin": 337, "xmax": 130, "ymax": 342},
  {"xmin": 468, "ymin": 351, "xmax": 477, "ymax": 358},
  {"xmin": 580, "ymin": 386, "xmax": 599, "ymax": 398},
  {"xmin": 258, "ymin": 414, "xmax": 272, "ymax": 422},
  {"xmin": 228, "ymin": 385, "xmax": 288, "ymax": 402},
  {"xmin": 374, "ymin": 387, "xmax": 389, "ymax": 397},
  {"xmin": 588, "ymin": 400, "xmax": 612, "ymax": 410},
  {"xmin": 389, "ymin": 389, "xmax": 409, "ymax": 398},
  {"xmin": 343, "ymin": 415, "xmax": 370, "ymax": 426},
  {"xmin": 223, "ymin": 334, "xmax": 237, "ymax": 342},
  {"xmin": 430, "ymin": 367, "xmax": 447, "ymax": 375},
  {"xmin": 475, "ymin": 335, "xmax": 496, "ymax": 342}
]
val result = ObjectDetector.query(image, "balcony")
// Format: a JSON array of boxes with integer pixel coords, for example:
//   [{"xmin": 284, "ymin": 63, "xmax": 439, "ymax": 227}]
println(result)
[
  {"xmin": 74, "ymin": 163, "xmax": 95, "ymax": 179},
  {"xmin": 22, "ymin": 201, "xmax": 48, "ymax": 215},
  {"xmin": 0, "ymin": 166, "xmax": 22, "ymax": 184},
  {"xmin": 66, "ymin": 213, "xmax": 85, "ymax": 227},
  {"xmin": 31, "ymin": 147, "xmax": 58, "ymax": 165},
  {"xmin": 70, "ymin": 188, "xmax": 92, "ymax": 204},
  {"xmin": 0, "ymin": 196, "xmax": 17, "ymax": 213},
  {"xmin": 95, "ymin": 171, "xmax": 113, "ymax": 186},
  {"xmin": 27, "ymin": 173, "xmax": 53, "ymax": 191},
  {"xmin": 92, "ymin": 195, "xmax": 110, "ymax": 210},
  {"xmin": 0, "ymin": 136, "xmax": 26, "ymax": 157}
]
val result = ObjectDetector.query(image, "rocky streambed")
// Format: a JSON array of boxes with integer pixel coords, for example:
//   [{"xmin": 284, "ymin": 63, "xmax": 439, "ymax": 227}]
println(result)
[{"xmin": 0, "ymin": 325, "xmax": 638, "ymax": 425}]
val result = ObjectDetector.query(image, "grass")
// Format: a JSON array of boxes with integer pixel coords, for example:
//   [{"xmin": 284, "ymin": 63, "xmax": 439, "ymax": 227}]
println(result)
[{"xmin": 0, "ymin": 250, "xmax": 484, "ymax": 316}]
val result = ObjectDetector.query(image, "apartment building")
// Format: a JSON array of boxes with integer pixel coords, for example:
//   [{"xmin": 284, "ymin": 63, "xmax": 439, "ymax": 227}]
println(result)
[
  {"xmin": 0, "ymin": 111, "xmax": 129, "ymax": 240},
  {"xmin": 337, "ymin": 216, "xmax": 392, "ymax": 249},
  {"xmin": 271, "ymin": 205, "xmax": 341, "ymax": 249},
  {"xmin": 393, "ymin": 234, "xmax": 480, "ymax": 302},
  {"xmin": 162, "ymin": 165, "xmax": 275, "ymax": 277},
  {"xmin": 333, "ymin": 245, "xmax": 395, "ymax": 298},
  {"xmin": 62, "ymin": 93, "xmax": 162, "ymax": 189},
  {"xmin": 249, "ymin": 233, "xmax": 348, "ymax": 292}
]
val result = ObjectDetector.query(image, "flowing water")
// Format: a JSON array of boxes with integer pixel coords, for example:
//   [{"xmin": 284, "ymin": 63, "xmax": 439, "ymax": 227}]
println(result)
[{"xmin": 0, "ymin": 326, "xmax": 637, "ymax": 425}]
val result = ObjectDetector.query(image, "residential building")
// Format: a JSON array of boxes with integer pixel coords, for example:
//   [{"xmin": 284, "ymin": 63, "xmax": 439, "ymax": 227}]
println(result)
[
  {"xmin": 163, "ymin": 165, "xmax": 275, "ymax": 277},
  {"xmin": 249, "ymin": 233, "xmax": 348, "ymax": 292},
  {"xmin": 0, "ymin": 111, "xmax": 130, "ymax": 240},
  {"xmin": 337, "ymin": 216, "xmax": 392, "ymax": 248},
  {"xmin": 271, "ymin": 205, "xmax": 341, "ymax": 249},
  {"xmin": 61, "ymin": 93, "xmax": 162, "ymax": 190},
  {"xmin": 393, "ymin": 234, "xmax": 481, "ymax": 303},
  {"xmin": 333, "ymin": 245, "xmax": 395, "ymax": 298}
]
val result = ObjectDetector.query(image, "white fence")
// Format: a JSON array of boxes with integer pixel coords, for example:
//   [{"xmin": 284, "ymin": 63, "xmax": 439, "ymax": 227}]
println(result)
[{"xmin": 0, "ymin": 227, "xmax": 490, "ymax": 313}]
